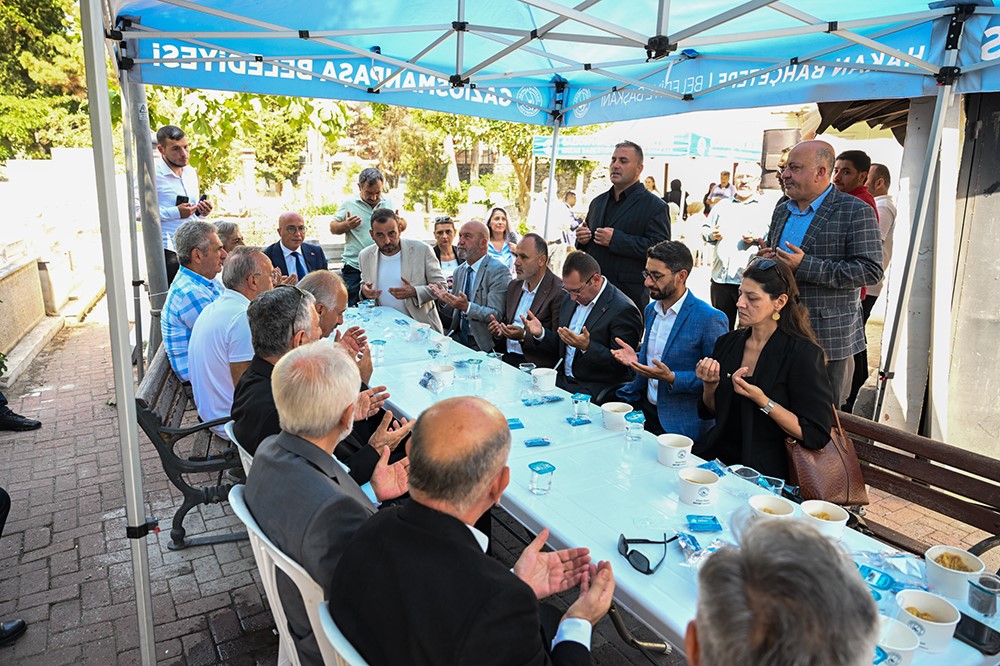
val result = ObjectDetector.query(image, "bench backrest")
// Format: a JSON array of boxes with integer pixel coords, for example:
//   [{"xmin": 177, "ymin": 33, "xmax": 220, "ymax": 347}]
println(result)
[
  {"xmin": 840, "ymin": 412, "xmax": 1000, "ymax": 538},
  {"xmin": 135, "ymin": 346, "xmax": 188, "ymax": 439}
]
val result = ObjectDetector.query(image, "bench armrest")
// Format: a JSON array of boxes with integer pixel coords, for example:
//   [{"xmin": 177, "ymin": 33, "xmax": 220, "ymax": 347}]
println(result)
[{"xmin": 160, "ymin": 415, "xmax": 230, "ymax": 437}]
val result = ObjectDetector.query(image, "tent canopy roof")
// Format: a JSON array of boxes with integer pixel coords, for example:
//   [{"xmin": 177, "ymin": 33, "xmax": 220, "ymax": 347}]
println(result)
[{"xmin": 112, "ymin": 0, "xmax": 1000, "ymax": 126}]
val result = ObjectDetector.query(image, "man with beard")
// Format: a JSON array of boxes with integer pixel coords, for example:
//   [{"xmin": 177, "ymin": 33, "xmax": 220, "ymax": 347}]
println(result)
[
  {"xmin": 613, "ymin": 242, "xmax": 728, "ymax": 438},
  {"xmin": 358, "ymin": 209, "xmax": 444, "ymax": 331},
  {"xmin": 429, "ymin": 221, "xmax": 510, "ymax": 351},
  {"xmin": 155, "ymin": 125, "xmax": 213, "ymax": 283},
  {"xmin": 487, "ymin": 233, "xmax": 563, "ymax": 368}
]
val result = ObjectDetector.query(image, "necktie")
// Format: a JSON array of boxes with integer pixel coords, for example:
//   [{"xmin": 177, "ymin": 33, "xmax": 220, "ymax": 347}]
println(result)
[
  {"xmin": 460, "ymin": 267, "xmax": 474, "ymax": 345},
  {"xmin": 291, "ymin": 251, "xmax": 306, "ymax": 280}
]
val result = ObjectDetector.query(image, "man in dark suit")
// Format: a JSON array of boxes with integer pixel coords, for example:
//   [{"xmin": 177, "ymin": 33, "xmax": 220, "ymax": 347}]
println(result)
[
  {"xmin": 522, "ymin": 252, "xmax": 643, "ymax": 402},
  {"xmin": 614, "ymin": 241, "xmax": 729, "ymax": 438},
  {"xmin": 575, "ymin": 140, "xmax": 670, "ymax": 308},
  {"xmin": 429, "ymin": 221, "xmax": 510, "ymax": 352},
  {"xmin": 263, "ymin": 212, "xmax": 328, "ymax": 281},
  {"xmin": 330, "ymin": 396, "xmax": 615, "ymax": 666},
  {"xmin": 245, "ymin": 342, "xmax": 409, "ymax": 666},
  {"xmin": 487, "ymin": 233, "xmax": 563, "ymax": 368},
  {"xmin": 759, "ymin": 140, "xmax": 883, "ymax": 405}
]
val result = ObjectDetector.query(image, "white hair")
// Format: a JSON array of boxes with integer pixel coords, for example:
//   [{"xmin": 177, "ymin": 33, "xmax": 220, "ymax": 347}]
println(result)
[{"xmin": 272, "ymin": 342, "xmax": 360, "ymax": 440}]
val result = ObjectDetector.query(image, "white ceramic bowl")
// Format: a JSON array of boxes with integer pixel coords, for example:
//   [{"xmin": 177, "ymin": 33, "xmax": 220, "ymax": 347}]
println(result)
[
  {"xmin": 800, "ymin": 500, "xmax": 849, "ymax": 540},
  {"xmin": 748, "ymin": 494, "xmax": 796, "ymax": 521},
  {"xmin": 531, "ymin": 368, "xmax": 557, "ymax": 391},
  {"xmin": 895, "ymin": 589, "xmax": 960, "ymax": 653},
  {"xmin": 656, "ymin": 434, "xmax": 694, "ymax": 468},
  {"xmin": 924, "ymin": 545, "xmax": 985, "ymax": 599},
  {"xmin": 428, "ymin": 364, "xmax": 455, "ymax": 386},
  {"xmin": 876, "ymin": 615, "xmax": 919, "ymax": 666},
  {"xmin": 601, "ymin": 402, "xmax": 633, "ymax": 431},
  {"xmin": 678, "ymin": 468, "xmax": 719, "ymax": 506}
]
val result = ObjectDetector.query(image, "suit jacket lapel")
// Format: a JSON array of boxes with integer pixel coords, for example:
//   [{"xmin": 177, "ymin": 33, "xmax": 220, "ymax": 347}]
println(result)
[
  {"xmin": 507, "ymin": 280, "xmax": 523, "ymax": 322},
  {"xmin": 661, "ymin": 294, "xmax": 694, "ymax": 358},
  {"xmin": 799, "ymin": 188, "xmax": 838, "ymax": 255},
  {"xmin": 582, "ymin": 282, "xmax": 614, "ymax": 331}
]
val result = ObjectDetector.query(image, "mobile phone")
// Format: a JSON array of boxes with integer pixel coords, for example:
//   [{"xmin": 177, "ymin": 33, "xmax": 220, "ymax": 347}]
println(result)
[
  {"xmin": 956, "ymin": 612, "xmax": 1000, "ymax": 655},
  {"xmin": 199, "ymin": 194, "xmax": 208, "ymax": 202},
  {"xmin": 175, "ymin": 195, "xmax": 189, "ymax": 205}
]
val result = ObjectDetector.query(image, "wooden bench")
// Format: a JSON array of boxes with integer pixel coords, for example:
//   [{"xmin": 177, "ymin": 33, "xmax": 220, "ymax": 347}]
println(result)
[
  {"xmin": 840, "ymin": 411, "xmax": 1000, "ymax": 559},
  {"xmin": 135, "ymin": 346, "xmax": 247, "ymax": 550}
]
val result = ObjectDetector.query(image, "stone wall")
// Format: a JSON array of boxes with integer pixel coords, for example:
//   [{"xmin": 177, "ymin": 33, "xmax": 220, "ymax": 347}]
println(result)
[{"xmin": 0, "ymin": 256, "xmax": 45, "ymax": 355}]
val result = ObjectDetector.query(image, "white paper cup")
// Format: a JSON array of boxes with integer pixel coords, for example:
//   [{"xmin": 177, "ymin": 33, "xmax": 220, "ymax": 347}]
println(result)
[
  {"xmin": 428, "ymin": 364, "xmax": 455, "ymax": 386},
  {"xmin": 924, "ymin": 545, "xmax": 985, "ymax": 599},
  {"xmin": 656, "ymin": 434, "xmax": 694, "ymax": 468},
  {"xmin": 876, "ymin": 615, "xmax": 919, "ymax": 666},
  {"xmin": 601, "ymin": 402, "xmax": 632, "ymax": 431},
  {"xmin": 895, "ymin": 589, "xmax": 960, "ymax": 653},
  {"xmin": 678, "ymin": 468, "xmax": 719, "ymax": 506},
  {"xmin": 531, "ymin": 368, "xmax": 557, "ymax": 391},
  {"xmin": 748, "ymin": 494, "xmax": 796, "ymax": 521},
  {"xmin": 800, "ymin": 500, "xmax": 849, "ymax": 540}
]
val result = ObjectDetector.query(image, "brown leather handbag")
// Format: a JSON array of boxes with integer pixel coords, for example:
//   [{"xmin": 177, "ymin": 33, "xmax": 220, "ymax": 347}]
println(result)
[{"xmin": 785, "ymin": 406, "xmax": 869, "ymax": 506}]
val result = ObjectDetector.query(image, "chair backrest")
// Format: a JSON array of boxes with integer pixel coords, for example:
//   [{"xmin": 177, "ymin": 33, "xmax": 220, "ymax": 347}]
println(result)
[
  {"xmin": 224, "ymin": 420, "xmax": 254, "ymax": 475},
  {"xmin": 318, "ymin": 600, "xmax": 370, "ymax": 666},
  {"xmin": 229, "ymin": 485, "xmax": 327, "ymax": 666}
]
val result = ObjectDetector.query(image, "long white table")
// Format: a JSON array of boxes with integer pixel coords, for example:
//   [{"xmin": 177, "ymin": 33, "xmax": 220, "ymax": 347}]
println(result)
[{"xmin": 357, "ymin": 307, "xmax": 998, "ymax": 665}]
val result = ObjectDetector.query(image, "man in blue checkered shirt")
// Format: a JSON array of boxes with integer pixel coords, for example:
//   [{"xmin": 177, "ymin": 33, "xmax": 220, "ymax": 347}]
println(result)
[{"xmin": 162, "ymin": 220, "xmax": 227, "ymax": 382}]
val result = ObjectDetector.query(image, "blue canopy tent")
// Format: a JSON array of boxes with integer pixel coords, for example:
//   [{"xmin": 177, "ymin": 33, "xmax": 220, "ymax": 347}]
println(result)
[{"xmin": 79, "ymin": 1, "xmax": 1000, "ymax": 662}]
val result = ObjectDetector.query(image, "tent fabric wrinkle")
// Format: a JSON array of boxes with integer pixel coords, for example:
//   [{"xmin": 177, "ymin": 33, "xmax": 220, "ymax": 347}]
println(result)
[{"xmin": 109, "ymin": 0, "xmax": 1000, "ymax": 126}]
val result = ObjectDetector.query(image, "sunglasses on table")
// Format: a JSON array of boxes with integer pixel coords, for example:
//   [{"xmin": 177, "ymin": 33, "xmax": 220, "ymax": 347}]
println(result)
[{"xmin": 617, "ymin": 533, "xmax": 678, "ymax": 575}]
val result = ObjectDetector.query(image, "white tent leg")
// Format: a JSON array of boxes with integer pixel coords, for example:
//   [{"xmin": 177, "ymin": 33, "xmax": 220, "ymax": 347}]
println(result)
[
  {"xmin": 542, "ymin": 116, "xmax": 562, "ymax": 240},
  {"xmin": 119, "ymin": 76, "xmax": 145, "ymax": 383},
  {"xmin": 81, "ymin": 1, "xmax": 157, "ymax": 664}
]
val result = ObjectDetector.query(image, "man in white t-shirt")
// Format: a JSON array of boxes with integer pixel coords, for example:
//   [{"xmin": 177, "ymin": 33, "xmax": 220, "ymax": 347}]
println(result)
[
  {"xmin": 359, "ymin": 209, "xmax": 444, "ymax": 332},
  {"xmin": 188, "ymin": 246, "xmax": 274, "ymax": 439}
]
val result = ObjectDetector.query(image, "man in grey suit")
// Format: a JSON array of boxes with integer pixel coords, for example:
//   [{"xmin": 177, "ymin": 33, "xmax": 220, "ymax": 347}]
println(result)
[
  {"xmin": 522, "ymin": 252, "xmax": 643, "ymax": 402},
  {"xmin": 244, "ymin": 341, "xmax": 410, "ymax": 666},
  {"xmin": 759, "ymin": 140, "xmax": 883, "ymax": 405},
  {"xmin": 430, "ymin": 221, "xmax": 510, "ymax": 351},
  {"xmin": 359, "ymin": 209, "xmax": 445, "ymax": 332}
]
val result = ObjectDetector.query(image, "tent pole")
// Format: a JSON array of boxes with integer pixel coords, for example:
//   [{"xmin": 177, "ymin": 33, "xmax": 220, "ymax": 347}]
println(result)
[
  {"xmin": 123, "ymin": 72, "xmax": 169, "ymax": 364},
  {"xmin": 873, "ymin": 67, "xmax": 955, "ymax": 422},
  {"xmin": 542, "ymin": 116, "xmax": 562, "ymax": 240},
  {"xmin": 80, "ymin": 1, "xmax": 157, "ymax": 664},
  {"xmin": 119, "ymin": 73, "xmax": 145, "ymax": 383}
]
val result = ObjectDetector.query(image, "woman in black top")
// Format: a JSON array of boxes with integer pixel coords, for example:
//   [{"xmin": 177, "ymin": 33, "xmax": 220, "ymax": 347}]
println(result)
[{"xmin": 694, "ymin": 258, "xmax": 833, "ymax": 479}]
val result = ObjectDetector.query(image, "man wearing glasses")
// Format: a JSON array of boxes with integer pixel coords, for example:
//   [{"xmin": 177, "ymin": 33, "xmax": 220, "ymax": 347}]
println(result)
[
  {"xmin": 613, "ymin": 241, "xmax": 728, "ymax": 438},
  {"xmin": 263, "ymin": 211, "xmax": 328, "ymax": 282},
  {"xmin": 521, "ymin": 251, "xmax": 642, "ymax": 401}
]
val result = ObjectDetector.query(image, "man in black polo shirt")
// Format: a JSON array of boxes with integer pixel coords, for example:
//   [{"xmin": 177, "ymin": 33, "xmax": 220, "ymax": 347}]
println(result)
[{"xmin": 575, "ymin": 140, "xmax": 670, "ymax": 308}]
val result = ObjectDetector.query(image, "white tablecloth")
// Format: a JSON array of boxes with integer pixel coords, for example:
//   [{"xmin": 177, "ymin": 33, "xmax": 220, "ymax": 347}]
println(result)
[{"xmin": 356, "ymin": 306, "xmax": 998, "ymax": 665}]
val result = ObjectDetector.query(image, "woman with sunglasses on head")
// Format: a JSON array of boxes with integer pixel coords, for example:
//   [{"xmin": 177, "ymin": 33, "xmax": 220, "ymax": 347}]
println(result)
[
  {"xmin": 693, "ymin": 258, "xmax": 833, "ymax": 480},
  {"xmin": 486, "ymin": 207, "xmax": 519, "ymax": 276}
]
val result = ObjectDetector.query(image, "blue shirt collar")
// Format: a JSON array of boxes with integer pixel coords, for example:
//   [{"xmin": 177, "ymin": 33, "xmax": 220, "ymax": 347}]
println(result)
[{"xmin": 786, "ymin": 183, "xmax": 833, "ymax": 215}]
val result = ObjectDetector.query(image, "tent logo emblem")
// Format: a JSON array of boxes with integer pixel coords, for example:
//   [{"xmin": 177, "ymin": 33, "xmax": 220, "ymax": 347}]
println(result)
[
  {"xmin": 571, "ymin": 88, "xmax": 592, "ymax": 119},
  {"xmin": 516, "ymin": 87, "xmax": 544, "ymax": 117}
]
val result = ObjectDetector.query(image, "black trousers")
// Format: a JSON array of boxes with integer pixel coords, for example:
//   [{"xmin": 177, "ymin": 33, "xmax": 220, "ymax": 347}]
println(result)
[
  {"xmin": 845, "ymin": 294, "xmax": 878, "ymax": 411},
  {"xmin": 342, "ymin": 264, "xmax": 362, "ymax": 307},
  {"xmin": 710, "ymin": 281, "xmax": 740, "ymax": 331},
  {"xmin": 640, "ymin": 398, "xmax": 666, "ymax": 436},
  {"xmin": 0, "ymin": 486, "xmax": 9, "ymax": 540}
]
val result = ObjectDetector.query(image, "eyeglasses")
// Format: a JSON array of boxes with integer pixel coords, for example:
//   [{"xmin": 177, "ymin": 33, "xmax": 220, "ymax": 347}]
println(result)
[
  {"xmin": 641, "ymin": 269, "xmax": 669, "ymax": 282},
  {"xmin": 618, "ymin": 533, "xmax": 677, "ymax": 575},
  {"xmin": 562, "ymin": 273, "xmax": 595, "ymax": 296},
  {"xmin": 749, "ymin": 257, "xmax": 789, "ymax": 292}
]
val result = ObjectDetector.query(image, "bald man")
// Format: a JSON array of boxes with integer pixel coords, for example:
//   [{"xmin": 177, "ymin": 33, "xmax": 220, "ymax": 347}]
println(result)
[
  {"xmin": 759, "ymin": 140, "xmax": 883, "ymax": 405},
  {"xmin": 331, "ymin": 397, "xmax": 615, "ymax": 666},
  {"xmin": 263, "ymin": 211, "xmax": 328, "ymax": 281},
  {"xmin": 429, "ymin": 221, "xmax": 510, "ymax": 351}
]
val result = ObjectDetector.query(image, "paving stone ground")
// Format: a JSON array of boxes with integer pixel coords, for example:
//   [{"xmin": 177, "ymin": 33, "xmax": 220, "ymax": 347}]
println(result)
[{"xmin": 0, "ymin": 300, "xmax": 985, "ymax": 665}]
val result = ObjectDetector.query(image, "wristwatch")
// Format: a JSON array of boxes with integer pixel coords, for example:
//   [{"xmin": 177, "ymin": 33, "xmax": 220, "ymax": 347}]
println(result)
[{"xmin": 760, "ymin": 399, "xmax": 775, "ymax": 415}]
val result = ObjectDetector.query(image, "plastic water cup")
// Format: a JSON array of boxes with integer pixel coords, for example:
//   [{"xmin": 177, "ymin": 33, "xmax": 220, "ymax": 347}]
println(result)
[
  {"xmin": 572, "ymin": 393, "xmax": 591, "ymax": 420},
  {"xmin": 486, "ymin": 352, "xmax": 503, "ymax": 374},
  {"xmin": 528, "ymin": 461, "xmax": 556, "ymax": 495},
  {"xmin": 518, "ymin": 363, "xmax": 536, "ymax": 383},
  {"xmin": 624, "ymin": 411, "xmax": 645, "ymax": 441},
  {"xmin": 466, "ymin": 358, "xmax": 483, "ymax": 379},
  {"xmin": 370, "ymin": 340, "xmax": 386, "ymax": 363}
]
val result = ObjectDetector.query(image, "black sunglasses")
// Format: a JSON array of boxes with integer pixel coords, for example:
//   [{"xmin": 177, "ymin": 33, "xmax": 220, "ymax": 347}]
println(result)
[
  {"xmin": 617, "ymin": 533, "xmax": 678, "ymax": 575},
  {"xmin": 749, "ymin": 257, "xmax": 789, "ymax": 291},
  {"xmin": 434, "ymin": 216, "xmax": 453, "ymax": 223}
]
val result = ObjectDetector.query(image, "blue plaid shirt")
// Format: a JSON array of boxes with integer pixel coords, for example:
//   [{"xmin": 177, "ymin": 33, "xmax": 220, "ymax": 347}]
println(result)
[{"xmin": 162, "ymin": 266, "xmax": 222, "ymax": 382}]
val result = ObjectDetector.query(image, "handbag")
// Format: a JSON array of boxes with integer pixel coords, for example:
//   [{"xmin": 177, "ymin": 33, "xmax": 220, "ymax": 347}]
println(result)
[{"xmin": 785, "ymin": 406, "xmax": 869, "ymax": 506}]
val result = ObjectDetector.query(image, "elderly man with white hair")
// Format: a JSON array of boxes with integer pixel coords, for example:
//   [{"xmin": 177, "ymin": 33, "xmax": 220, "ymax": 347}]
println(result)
[{"xmin": 245, "ymin": 341, "xmax": 410, "ymax": 666}]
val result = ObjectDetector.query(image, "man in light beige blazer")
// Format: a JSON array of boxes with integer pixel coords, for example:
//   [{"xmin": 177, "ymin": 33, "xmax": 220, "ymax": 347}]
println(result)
[{"xmin": 359, "ymin": 209, "xmax": 444, "ymax": 332}]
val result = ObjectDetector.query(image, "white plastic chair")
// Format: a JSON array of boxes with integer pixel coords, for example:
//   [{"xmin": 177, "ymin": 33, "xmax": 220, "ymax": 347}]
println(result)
[
  {"xmin": 318, "ymin": 600, "xmax": 369, "ymax": 666},
  {"xmin": 224, "ymin": 420, "xmax": 254, "ymax": 475},
  {"xmin": 229, "ymin": 485, "xmax": 328, "ymax": 666}
]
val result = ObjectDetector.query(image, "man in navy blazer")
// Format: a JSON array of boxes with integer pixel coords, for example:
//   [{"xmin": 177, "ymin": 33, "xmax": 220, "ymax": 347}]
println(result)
[
  {"xmin": 263, "ymin": 211, "xmax": 328, "ymax": 280},
  {"xmin": 614, "ymin": 241, "xmax": 729, "ymax": 439}
]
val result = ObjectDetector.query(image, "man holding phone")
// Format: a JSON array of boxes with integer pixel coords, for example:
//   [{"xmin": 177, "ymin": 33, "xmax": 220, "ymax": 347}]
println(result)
[{"xmin": 156, "ymin": 125, "xmax": 213, "ymax": 283}]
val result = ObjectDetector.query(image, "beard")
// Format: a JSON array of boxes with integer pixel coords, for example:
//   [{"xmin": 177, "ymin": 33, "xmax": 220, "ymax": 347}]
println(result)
[{"xmin": 456, "ymin": 247, "xmax": 468, "ymax": 263}]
